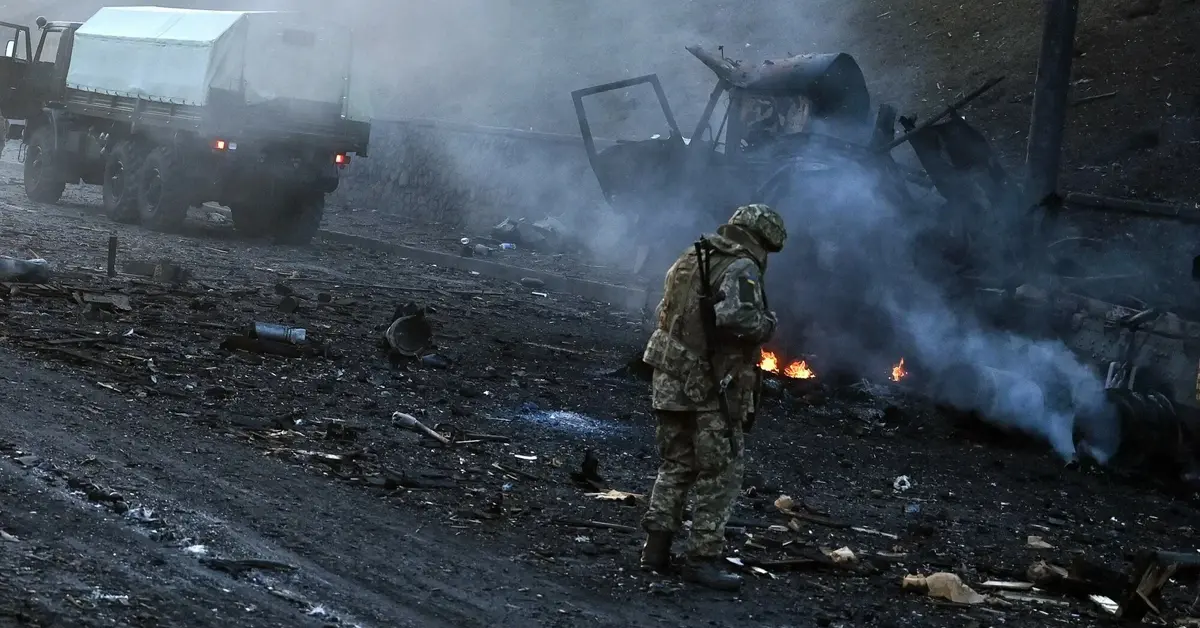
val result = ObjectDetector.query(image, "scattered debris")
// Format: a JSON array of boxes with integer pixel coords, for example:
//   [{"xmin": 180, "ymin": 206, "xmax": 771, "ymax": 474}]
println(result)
[
  {"xmin": 979, "ymin": 580, "xmax": 1035, "ymax": 591},
  {"xmin": 124, "ymin": 259, "xmax": 190, "ymax": 283},
  {"xmin": 491, "ymin": 216, "xmax": 574, "ymax": 252},
  {"xmin": 81, "ymin": 293, "xmax": 132, "ymax": 312},
  {"xmin": 0, "ymin": 256, "xmax": 51, "ymax": 283},
  {"xmin": 726, "ymin": 556, "xmax": 775, "ymax": 578},
  {"xmin": 824, "ymin": 547, "xmax": 857, "ymax": 565},
  {"xmin": 1090, "ymin": 594, "xmax": 1119, "ymax": 614},
  {"xmin": 251, "ymin": 322, "xmax": 307, "ymax": 345},
  {"xmin": 1119, "ymin": 549, "xmax": 1200, "ymax": 621},
  {"xmin": 568, "ymin": 449, "xmax": 606, "ymax": 490},
  {"xmin": 1072, "ymin": 90, "xmax": 1118, "ymax": 107},
  {"xmin": 381, "ymin": 303, "xmax": 433, "ymax": 359},
  {"xmin": 893, "ymin": 475, "xmax": 912, "ymax": 492},
  {"xmin": 277, "ymin": 295, "xmax": 301, "ymax": 313},
  {"xmin": 200, "ymin": 557, "xmax": 298, "ymax": 576},
  {"xmin": 392, "ymin": 411, "xmax": 452, "ymax": 446},
  {"xmin": 1027, "ymin": 535, "xmax": 1054, "ymax": 549},
  {"xmin": 551, "ymin": 518, "xmax": 637, "ymax": 533},
  {"xmin": 996, "ymin": 591, "xmax": 1070, "ymax": 606},
  {"xmin": 586, "ymin": 489, "xmax": 643, "ymax": 502},
  {"xmin": 902, "ymin": 572, "xmax": 986, "ymax": 604},
  {"xmin": 776, "ymin": 496, "xmax": 851, "ymax": 529},
  {"xmin": 221, "ymin": 335, "xmax": 304, "ymax": 359},
  {"xmin": 419, "ymin": 353, "xmax": 452, "ymax": 369},
  {"xmin": 520, "ymin": 277, "xmax": 546, "ymax": 289},
  {"xmin": 851, "ymin": 526, "xmax": 899, "ymax": 540}
]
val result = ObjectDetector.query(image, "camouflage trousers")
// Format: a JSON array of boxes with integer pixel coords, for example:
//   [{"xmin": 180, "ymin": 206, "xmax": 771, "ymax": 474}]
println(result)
[{"xmin": 641, "ymin": 409, "xmax": 746, "ymax": 559}]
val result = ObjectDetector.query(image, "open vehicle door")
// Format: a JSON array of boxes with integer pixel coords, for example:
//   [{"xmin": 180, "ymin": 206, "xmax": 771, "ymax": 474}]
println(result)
[
  {"xmin": 0, "ymin": 20, "xmax": 34, "ymax": 133},
  {"xmin": 571, "ymin": 74, "xmax": 688, "ymax": 209}
]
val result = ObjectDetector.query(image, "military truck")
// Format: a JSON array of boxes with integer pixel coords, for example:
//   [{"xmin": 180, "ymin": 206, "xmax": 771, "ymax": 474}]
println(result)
[{"xmin": 0, "ymin": 6, "xmax": 372, "ymax": 244}]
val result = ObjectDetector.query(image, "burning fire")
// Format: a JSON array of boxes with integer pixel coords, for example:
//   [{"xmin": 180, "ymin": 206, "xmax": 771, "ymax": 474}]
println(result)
[
  {"xmin": 759, "ymin": 349, "xmax": 815, "ymax": 379},
  {"xmin": 891, "ymin": 358, "xmax": 908, "ymax": 382}
]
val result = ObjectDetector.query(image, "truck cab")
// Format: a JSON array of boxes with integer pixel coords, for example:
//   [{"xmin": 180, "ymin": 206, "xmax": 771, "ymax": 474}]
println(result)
[{"xmin": 0, "ymin": 17, "xmax": 79, "ymax": 140}]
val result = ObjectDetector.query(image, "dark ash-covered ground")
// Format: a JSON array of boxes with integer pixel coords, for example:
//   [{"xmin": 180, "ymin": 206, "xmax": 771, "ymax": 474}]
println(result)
[{"xmin": 2, "ymin": 153, "xmax": 1200, "ymax": 627}]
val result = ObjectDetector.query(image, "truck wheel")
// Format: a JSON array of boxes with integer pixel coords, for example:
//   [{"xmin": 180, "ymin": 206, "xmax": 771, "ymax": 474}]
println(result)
[
  {"xmin": 137, "ymin": 147, "xmax": 189, "ymax": 232},
  {"xmin": 230, "ymin": 202, "xmax": 275, "ymax": 238},
  {"xmin": 24, "ymin": 127, "xmax": 66, "ymax": 204},
  {"xmin": 273, "ymin": 192, "xmax": 325, "ymax": 246},
  {"xmin": 103, "ymin": 142, "xmax": 142, "ymax": 223}
]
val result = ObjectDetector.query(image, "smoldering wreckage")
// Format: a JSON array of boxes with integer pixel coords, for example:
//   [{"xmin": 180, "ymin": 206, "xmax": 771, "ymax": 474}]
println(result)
[
  {"xmin": 575, "ymin": 43, "xmax": 1200, "ymax": 615},
  {"xmin": 1, "ymin": 3, "xmax": 1199, "ymax": 625},
  {"xmin": 575, "ymin": 44, "xmax": 1200, "ymax": 482}
]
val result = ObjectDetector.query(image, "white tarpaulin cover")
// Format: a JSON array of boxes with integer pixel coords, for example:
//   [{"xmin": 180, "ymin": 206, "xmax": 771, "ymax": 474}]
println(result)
[{"xmin": 66, "ymin": 6, "xmax": 371, "ymax": 121}]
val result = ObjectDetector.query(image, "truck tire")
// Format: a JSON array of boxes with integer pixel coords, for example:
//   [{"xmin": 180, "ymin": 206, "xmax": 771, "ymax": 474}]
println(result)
[
  {"xmin": 274, "ymin": 192, "xmax": 325, "ymax": 246},
  {"xmin": 24, "ymin": 127, "xmax": 66, "ymax": 204},
  {"xmin": 137, "ymin": 146, "xmax": 189, "ymax": 232},
  {"xmin": 230, "ymin": 202, "xmax": 275, "ymax": 238},
  {"xmin": 103, "ymin": 142, "xmax": 142, "ymax": 223}
]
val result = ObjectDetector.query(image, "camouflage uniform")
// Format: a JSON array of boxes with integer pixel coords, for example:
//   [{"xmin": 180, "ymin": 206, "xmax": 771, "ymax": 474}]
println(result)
[{"xmin": 640, "ymin": 204, "xmax": 787, "ymax": 571}]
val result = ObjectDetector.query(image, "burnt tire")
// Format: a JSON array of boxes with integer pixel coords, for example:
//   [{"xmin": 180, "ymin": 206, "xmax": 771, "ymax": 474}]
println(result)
[
  {"xmin": 136, "ymin": 146, "xmax": 189, "ymax": 232},
  {"xmin": 273, "ymin": 192, "xmax": 325, "ymax": 246},
  {"xmin": 230, "ymin": 202, "xmax": 275, "ymax": 239},
  {"xmin": 103, "ymin": 142, "xmax": 142, "ymax": 224},
  {"xmin": 23, "ymin": 127, "xmax": 66, "ymax": 204}
]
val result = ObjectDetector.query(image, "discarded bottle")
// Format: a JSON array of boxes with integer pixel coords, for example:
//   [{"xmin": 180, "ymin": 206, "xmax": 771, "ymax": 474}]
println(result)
[
  {"xmin": 0, "ymin": 256, "xmax": 51, "ymax": 283},
  {"xmin": 499, "ymin": 243, "xmax": 517, "ymax": 250},
  {"xmin": 251, "ymin": 322, "xmax": 307, "ymax": 344}
]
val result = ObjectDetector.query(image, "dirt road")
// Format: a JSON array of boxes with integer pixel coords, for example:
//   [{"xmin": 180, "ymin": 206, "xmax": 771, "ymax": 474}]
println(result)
[{"xmin": 2, "ymin": 148, "xmax": 1200, "ymax": 628}]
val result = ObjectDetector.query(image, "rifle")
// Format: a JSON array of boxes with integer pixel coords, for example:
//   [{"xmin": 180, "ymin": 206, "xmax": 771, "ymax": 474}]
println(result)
[
  {"xmin": 748, "ymin": 286, "xmax": 768, "ymax": 433},
  {"xmin": 693, "ymin": 238, "xmax": 735, "ymax": 444}
]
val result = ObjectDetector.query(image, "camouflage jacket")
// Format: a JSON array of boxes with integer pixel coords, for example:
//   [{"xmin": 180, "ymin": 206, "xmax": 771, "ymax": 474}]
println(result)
[{"xmin": 642, "ymin": 224, "xmax": 776, "ymax": 413}]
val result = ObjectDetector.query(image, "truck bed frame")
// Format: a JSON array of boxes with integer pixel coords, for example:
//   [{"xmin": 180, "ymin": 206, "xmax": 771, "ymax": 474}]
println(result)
[{"xmin": 62, "ymin": 88, "xmax": 371, "ymax": 156}]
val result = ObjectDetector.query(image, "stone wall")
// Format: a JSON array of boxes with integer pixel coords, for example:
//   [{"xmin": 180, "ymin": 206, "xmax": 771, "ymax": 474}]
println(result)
[{"xmin": 331, "ymin": 118, "xmax": 611, "ymax": 231}]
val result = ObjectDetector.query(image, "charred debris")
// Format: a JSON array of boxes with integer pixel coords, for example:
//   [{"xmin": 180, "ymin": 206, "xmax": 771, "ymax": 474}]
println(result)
[{"xmin": 575, "ymin": 41, "xmax": 1200, "ymax": 488}]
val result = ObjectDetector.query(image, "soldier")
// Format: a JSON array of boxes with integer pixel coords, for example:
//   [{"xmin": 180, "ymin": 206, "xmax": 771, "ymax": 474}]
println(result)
[{"xmin": 639, "ymin": 203, "xmax": 787, "ymax": 591}]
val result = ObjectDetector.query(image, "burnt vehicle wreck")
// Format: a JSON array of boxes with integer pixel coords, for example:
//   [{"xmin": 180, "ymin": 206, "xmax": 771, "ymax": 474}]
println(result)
[{"xmin": 573, "ymin": 46, "xmax": 1200, "ymax": 487}]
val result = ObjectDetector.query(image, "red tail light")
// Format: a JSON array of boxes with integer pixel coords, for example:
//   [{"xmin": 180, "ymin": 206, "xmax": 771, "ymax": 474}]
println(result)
[
  {"xmin": 212, "ymin": 139, "xmax": 227, "ymax": 150},
  {"xmin": 334, "ymin": 153, "xmax": 350, "ymax": 165}
]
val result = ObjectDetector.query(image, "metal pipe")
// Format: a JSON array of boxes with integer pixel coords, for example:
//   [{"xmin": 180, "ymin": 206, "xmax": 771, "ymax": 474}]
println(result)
[{"xmin": 1025, "ymin": 0, "xmax": 1080, "ymax": 209}]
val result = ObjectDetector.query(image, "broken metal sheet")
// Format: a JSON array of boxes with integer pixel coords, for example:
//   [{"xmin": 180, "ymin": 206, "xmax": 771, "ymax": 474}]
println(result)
[{"xmin": 685, "ymin": 46, "xmax": 870, "ymax": 123}]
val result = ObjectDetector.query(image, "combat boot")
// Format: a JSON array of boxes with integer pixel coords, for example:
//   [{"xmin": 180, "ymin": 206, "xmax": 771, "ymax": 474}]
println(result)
[
  {"xmin": 639, "ymin": 531, "xmax": 674, "ymax": 572},
  {"xmin": 680, "ymin": 558, "xmax": 743, "ymax": 592}
]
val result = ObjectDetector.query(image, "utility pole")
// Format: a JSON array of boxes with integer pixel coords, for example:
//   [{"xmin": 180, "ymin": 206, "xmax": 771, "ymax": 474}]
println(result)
[{"xmin": 1025, "ymin": 0, "xmax": 1080, "ymax": 214}]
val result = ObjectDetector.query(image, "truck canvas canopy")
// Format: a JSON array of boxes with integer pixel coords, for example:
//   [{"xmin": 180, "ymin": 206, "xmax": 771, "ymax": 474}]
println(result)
[{"xmin": 65, "ymin": 6, "xmax": 371, "ymax": 121}]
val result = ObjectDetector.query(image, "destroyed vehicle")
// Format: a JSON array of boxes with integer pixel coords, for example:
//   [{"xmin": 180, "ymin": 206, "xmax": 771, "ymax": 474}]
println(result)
[
  {"xmin": 0, "ymin": 6, "xmax": 372, "ymax": 244},
  {"xmin": 572, "ymin": 46, "xmax": 1020, "ymax": 281},
  {"xmin": 576, "ymin": 47, "xmax": 1200, "ymax": 487}
]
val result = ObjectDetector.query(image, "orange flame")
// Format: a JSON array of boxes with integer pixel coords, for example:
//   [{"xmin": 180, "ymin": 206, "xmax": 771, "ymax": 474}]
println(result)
[
  {"xmin": 891, "ymin": 358, "xmax": 908, "ymax": 382},
  {"xmin": 784, "ymin": 360, "xmax": 814, "ymax": 379},
  {"xmin": 760, "ymin": 349, "xmax": 815, "ymax": 379},
  {"xmin": 759, "ymin": 349, "xmax": 779, "ymax": 373}
]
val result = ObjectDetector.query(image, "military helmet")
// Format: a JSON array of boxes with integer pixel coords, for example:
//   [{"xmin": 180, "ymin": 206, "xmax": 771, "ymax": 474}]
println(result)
[{"xmin": 728, "ymin": 203, "xmax": 787, "ymax": 252}]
